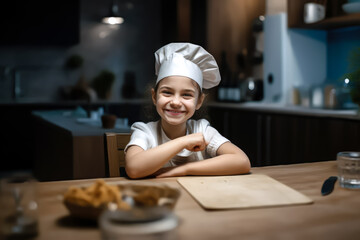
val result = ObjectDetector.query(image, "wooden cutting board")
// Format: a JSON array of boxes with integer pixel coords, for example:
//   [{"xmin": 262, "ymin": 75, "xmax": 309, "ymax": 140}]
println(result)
[{"xmin": 177, "ymin": 174, "xmax": 313, "ymax": 210}]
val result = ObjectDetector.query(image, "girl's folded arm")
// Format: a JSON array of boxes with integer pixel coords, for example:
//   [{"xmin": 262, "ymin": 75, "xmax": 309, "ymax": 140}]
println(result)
[
  {"xmin": 188, "ymin": 142, "xmax": 250, "ymax": 175},
  {"xmin": 126, "ymin": 133, "xmax": 208, "ymax": 179},
  {"xmin": 125, "ymin": 137, "xmax": 187, "ymax": 179},
  {"xmin": 156, "ymin": 142, "xmax": 250, "ymax": 178}
]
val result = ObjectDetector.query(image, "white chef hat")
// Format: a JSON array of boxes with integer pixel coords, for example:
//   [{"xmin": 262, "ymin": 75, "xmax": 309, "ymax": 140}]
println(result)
[{"xmin": 154, "ymin": 43, "xmax": 221, "ymax": 90}]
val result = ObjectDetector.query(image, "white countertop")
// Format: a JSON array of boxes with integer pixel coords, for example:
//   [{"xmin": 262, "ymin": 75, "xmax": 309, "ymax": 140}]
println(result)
[
  {"xmin": 32, "ymin": 110, "xmax": 131, "ymax": 136},
  {"xmin": 207, "ymin": 101, "xmax": 360, "ymax": 120}
]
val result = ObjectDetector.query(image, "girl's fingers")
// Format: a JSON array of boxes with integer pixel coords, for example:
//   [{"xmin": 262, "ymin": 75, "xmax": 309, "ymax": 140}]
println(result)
[{"xmin": 193, "ymin": 143, "xmax": 206, "ymax": 151}]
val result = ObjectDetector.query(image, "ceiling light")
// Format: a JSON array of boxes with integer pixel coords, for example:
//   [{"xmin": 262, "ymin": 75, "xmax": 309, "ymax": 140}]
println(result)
[{"xmin": 102, "ymin": 0, "xmax": 124, "ymax": 25}]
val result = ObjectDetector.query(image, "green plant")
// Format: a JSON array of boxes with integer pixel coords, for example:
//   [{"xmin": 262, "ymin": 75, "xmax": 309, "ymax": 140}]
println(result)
[{"xmin": 92, "ymin": 69, "xmax": 115, "ymax": 99}]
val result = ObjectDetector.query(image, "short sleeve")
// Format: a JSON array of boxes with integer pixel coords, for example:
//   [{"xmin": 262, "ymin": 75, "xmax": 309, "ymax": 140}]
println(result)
[
  {"xmin": 124, "ymin": 122, "xmax": 157, "ymax": 152},
  {"xmin": 189, "ymin": 119, "xmax": 229, "ymax": 158},
  {"xmin": 199, "ymin": 120, "xmax": 229, "ymax": 157}
]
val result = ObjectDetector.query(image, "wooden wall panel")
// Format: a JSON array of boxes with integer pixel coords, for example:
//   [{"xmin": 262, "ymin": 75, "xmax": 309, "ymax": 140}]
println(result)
[{"xmin": 207, "ymin": 0, "xmax": 266, "ymax": 70}]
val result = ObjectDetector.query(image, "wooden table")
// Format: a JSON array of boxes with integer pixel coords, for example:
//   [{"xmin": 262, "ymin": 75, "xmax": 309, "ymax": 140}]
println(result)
[{"xmin": 33, "ymin": 161, "xmax": 360, "ymax": 240}]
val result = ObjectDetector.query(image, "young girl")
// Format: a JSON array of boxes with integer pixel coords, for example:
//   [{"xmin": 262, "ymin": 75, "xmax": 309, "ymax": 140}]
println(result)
[{"xmin": 125, "ymin": 43, "xmax": 250, "ymax": 179}]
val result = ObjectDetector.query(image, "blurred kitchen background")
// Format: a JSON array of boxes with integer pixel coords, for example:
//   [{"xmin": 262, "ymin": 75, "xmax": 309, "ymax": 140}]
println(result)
[
  {"xmin": 0, "ymin": 0, "xmax": 267, "ymax": 103},
  {"xmin": 1, "ymin": 0, "xmax": 359, "ymax": 180}
]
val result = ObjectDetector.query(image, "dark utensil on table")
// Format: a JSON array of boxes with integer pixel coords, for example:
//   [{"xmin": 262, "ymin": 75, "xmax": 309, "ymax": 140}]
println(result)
[{"xmin": 321, "ymin": 176, "xmax": 338, "ymax": 196}]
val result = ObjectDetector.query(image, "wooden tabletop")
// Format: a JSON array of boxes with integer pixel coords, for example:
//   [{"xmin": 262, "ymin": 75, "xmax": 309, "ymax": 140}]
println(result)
[{"xmin": 33, "ymin": 161, "xmax": 360, "ymax": 240}]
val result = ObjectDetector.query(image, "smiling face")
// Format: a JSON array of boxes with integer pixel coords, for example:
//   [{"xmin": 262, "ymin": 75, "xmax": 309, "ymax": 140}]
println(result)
[{"xmin": 152, "ymin": 76, "xmax": 204, "ymax": 128}]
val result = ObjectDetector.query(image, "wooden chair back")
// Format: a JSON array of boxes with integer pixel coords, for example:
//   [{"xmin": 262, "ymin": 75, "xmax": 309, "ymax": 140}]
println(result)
[{"xmin": 104, "ymin": 132, "xmax": 131, "ymax": 177}]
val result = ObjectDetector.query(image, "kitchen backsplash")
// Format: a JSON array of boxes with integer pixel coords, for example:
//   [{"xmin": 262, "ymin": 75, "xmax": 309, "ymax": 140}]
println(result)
[{"xmin": 263, "ymin": 12, "xmax": 359, "ymax": 108}]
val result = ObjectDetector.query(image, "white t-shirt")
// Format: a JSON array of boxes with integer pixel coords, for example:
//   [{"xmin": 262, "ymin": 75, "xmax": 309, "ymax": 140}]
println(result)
[{"xmin": 125, "ymin": 119, "xmax": 229, "ymax": 167}]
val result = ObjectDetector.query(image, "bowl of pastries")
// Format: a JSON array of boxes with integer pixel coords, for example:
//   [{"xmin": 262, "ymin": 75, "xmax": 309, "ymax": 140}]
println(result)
[{"xmin": 63, "ymin": 179, "xmax": 180, "ymax": 220}]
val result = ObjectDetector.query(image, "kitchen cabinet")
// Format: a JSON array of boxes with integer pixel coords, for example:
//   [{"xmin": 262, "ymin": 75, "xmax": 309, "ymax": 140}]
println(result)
[
  {"xmin": 209, "ymin": 107, "xmax": 263, "ymax": 167},
  {"xmin": 210, "ymin": 108, "xmax": 263, "ymax": 166},
  {"xmin": 208, "ymin": 106, "xmax": 360, "ymax": 167},
  {"xmin": 265, "ymin": 114, "xmax": 360, "ymax": 164},
  {"xmin": 287, "ymin": 0, "xmax": 360, "ymax": 29}
]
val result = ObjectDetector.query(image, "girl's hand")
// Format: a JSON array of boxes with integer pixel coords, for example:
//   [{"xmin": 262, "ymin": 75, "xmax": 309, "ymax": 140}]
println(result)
[{"xmin": 183, "ymin": 133, "xmax": 208, "ymax": 152}]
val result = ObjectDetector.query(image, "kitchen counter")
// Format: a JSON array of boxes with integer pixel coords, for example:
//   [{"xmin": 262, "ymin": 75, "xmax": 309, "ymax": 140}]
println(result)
[
  {"xmin": 207, "ymin": 101, "xmax": 360, "ymax": 166},
  {"xmin": 24, "ymin": 161, "xmax": 360, "ymax": 240},
  {"xmin": 0, "ymin": 100, "xmax": 144, "ymax": 173},
  {"xmin": 208, "ymin": 101, "xmax": 360, "ymax": 120},
  {"xmin": 32, "ymin": 110, "xmax": 131, "ymax": 181},
  {"xmin": 32, "ymin": 110, "xmax": 131, "ymax": 136}
]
